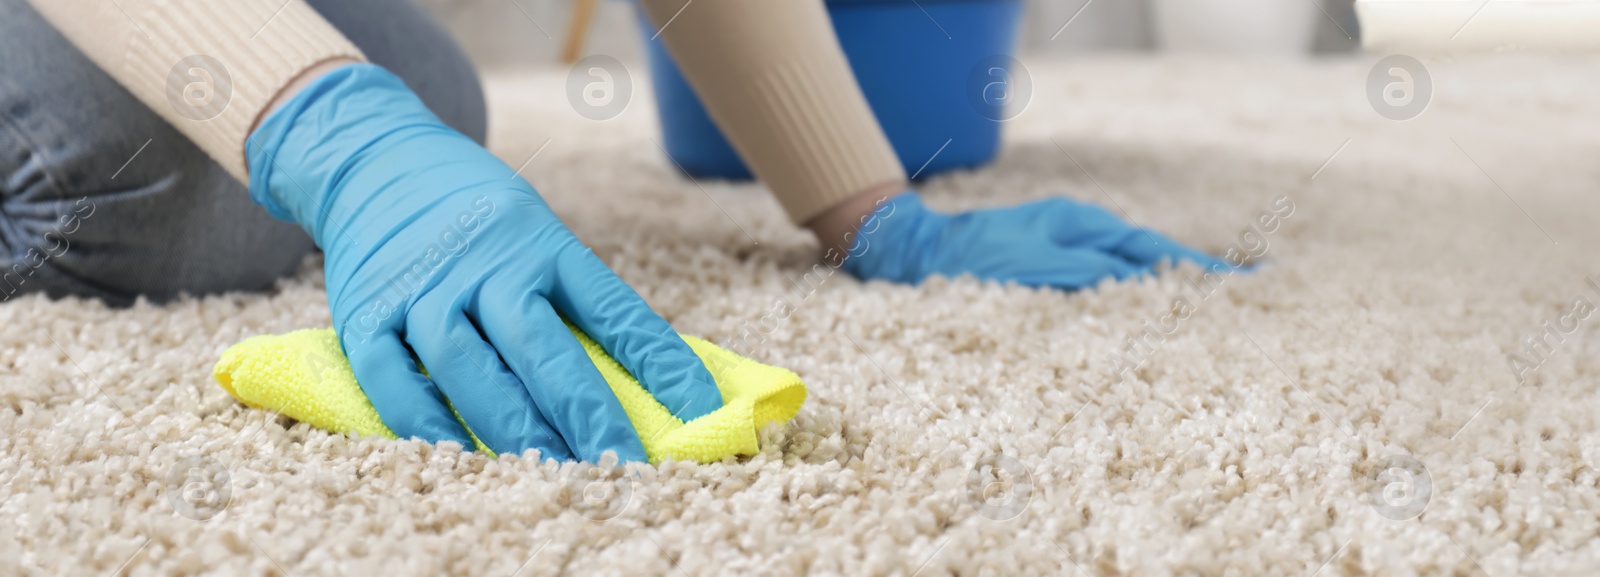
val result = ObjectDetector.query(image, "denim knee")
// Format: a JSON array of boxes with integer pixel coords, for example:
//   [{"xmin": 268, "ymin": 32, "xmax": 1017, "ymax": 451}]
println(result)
[{"xmin": 0, "ymin": 111, "xmax": 319, "ymax": 305}]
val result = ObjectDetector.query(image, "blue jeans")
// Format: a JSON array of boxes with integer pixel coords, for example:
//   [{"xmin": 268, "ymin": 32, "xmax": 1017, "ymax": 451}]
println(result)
[{"xmin": 0, "ymin": 0, "xmax": 487, "ymax": 305}]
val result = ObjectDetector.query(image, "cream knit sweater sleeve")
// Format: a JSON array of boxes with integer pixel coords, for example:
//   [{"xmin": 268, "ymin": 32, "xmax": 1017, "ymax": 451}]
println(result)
[
  {"xmin": 26, "ymin": 0, "xmax": 366, "ymax": 182},
  {"xmin": 638, "ymin": 0, "xmax": 908, "ymax": 224}
]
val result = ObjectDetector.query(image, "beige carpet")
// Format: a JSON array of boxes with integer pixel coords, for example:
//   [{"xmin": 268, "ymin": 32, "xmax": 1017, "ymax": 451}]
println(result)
[{"xmin": 5, "ymin": 54, "xmax": 1600, "ymax": 576}]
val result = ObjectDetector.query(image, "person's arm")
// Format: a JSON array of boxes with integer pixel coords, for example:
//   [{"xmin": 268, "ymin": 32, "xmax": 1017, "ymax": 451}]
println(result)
[
  {"xmin": 637, "ymin": 0, "xmax": 906, "ymax": 250},
  {"xmin": 25, "ymin": 0, "xmax": 366, "ymax": 180},
  {"xmin": 642, "ymin": 0, "xmax": 1227, "ymax": 289}
]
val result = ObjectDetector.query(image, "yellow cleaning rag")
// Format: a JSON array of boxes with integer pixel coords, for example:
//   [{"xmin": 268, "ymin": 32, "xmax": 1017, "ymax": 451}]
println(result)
[{"xmin": 212, "ymin": 327, "xmax": 806, "ymax": 464}]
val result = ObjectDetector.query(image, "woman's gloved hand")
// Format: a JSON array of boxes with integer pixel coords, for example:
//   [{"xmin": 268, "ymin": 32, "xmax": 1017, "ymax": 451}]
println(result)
[
  {"xmin": 246, "ymin": 64, "xmax": 721, "ymax": 463},
  {"xmin": 842, "ymin": 192, "xmax": 1228, "ymax": 290}
]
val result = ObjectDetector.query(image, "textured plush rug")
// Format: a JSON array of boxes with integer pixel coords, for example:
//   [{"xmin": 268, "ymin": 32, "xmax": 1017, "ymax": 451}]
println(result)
[{"xmin": 4, "ymin": 54, "xmax": 1599, "ymax": 576}]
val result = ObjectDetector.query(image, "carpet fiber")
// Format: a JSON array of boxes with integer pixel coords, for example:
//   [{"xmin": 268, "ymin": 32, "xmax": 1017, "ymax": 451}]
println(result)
[{"xmin": 4, "ymin": 55, "xmax": 1599, "ymax": 576}]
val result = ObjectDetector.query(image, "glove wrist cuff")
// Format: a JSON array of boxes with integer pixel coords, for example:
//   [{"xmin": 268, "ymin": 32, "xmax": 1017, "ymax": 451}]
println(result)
[
  {"xmin": 842, "ymin": 191, "xmax": 940, "ymax": 283},
  {"xmin": 245, "ymin": 63, "xmax": 449, "ymax": 245}
]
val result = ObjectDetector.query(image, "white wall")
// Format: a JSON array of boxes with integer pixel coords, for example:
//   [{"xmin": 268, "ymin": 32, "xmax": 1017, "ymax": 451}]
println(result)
[
  {"xmin": 1019, "ymin": 0, "xmax": 1155, "ymax": 53},
  {"xmin": 1021, "ymin": 0, "xmax": 1359, "ymax": 55}
]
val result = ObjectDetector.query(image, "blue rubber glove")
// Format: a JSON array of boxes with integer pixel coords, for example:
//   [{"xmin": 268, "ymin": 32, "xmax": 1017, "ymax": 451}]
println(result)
[
  {"xmin": 842, "ymin": 192, "xmax": 1229, "ymax": 289},
  {"xmin": 246, "ymin": 64, "xmax": 722, "ymax": 463}
]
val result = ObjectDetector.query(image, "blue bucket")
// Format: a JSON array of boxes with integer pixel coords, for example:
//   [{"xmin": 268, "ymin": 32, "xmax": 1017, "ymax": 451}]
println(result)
[{"xmin": 639, "ymin": 0, "xmax": 1024, "ymax": 181}]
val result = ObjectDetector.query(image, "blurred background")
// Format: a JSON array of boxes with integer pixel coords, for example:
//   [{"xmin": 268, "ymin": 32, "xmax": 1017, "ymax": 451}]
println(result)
[{"xmin": 416, "ymin": 0, "xmax": 1363, "ymax": 71}]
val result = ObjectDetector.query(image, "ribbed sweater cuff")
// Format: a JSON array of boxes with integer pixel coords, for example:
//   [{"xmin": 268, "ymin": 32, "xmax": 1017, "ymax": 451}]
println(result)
[
  {"xmin": 739, "ymin": 53, "xmax": 909, "ymax": 223},
  {"xmin": 642, "ymin": 0, "xmax": 907, "ymax": 224},
  {"xmin": 29, "ymin": 1, "xmax": 366, "ymax": 182}
]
